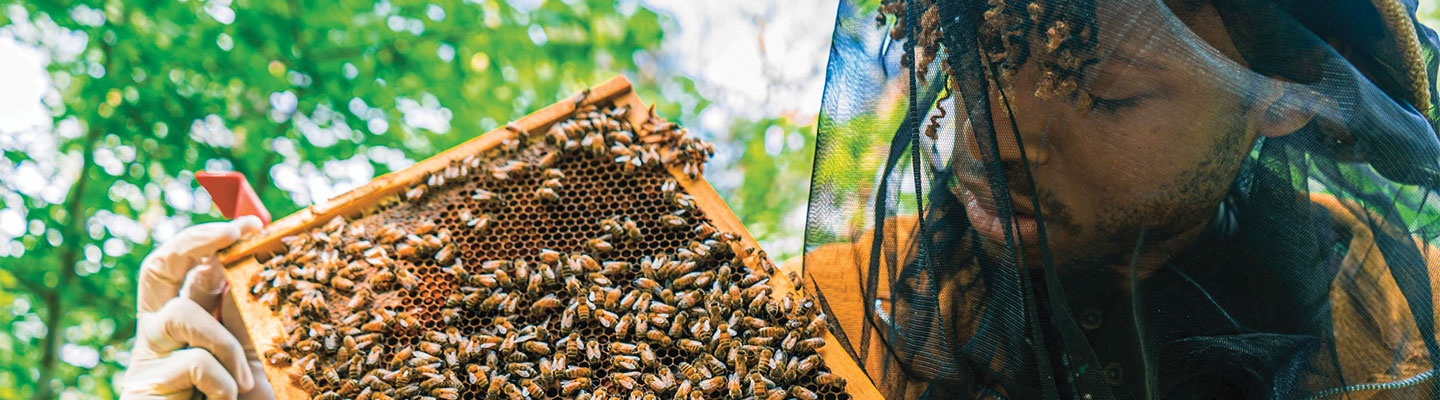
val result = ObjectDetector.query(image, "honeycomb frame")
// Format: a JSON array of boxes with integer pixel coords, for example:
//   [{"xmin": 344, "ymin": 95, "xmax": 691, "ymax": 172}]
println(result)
[{"xmin": 219, "ymin": 76, "xmax": 881, "ymax": 399}]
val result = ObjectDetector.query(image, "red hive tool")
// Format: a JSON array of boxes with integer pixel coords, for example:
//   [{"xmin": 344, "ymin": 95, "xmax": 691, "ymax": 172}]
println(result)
[{"xmin": 195, "ymin": 171, "xmax": 272, "ymax": 226}]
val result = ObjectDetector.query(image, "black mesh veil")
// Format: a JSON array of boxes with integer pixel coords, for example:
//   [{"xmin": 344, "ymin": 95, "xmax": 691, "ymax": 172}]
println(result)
[{"xmin": 803, "ymin": 0, "xmax": 1440, "ymax": 398}]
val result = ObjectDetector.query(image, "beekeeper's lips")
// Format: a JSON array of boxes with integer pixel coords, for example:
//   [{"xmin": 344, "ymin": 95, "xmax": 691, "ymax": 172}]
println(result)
[{"xmin": 955, "ymin": 175, "xmax": 1041, "ymax": 248}]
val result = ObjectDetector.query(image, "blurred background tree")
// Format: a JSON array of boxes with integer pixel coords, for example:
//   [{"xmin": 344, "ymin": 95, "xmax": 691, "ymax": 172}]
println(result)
[{"xmin": 0, "ymin": 0, "xmax": 831, "ymax": 398}]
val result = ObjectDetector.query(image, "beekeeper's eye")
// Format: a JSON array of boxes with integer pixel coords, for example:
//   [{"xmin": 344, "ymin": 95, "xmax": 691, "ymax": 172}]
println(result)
[{"xmin": 1089, "ymin": 94, "xmax": 1146, "ymax": 114}]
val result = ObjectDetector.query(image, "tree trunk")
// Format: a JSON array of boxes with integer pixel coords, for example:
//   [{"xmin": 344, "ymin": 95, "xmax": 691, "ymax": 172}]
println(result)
[{"xmin": 32, "ymin": 124, "xmax": 100, "ymax": 400}]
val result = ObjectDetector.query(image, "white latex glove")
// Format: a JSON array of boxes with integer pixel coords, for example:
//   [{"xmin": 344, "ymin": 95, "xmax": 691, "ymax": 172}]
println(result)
[{"xmin": 122, "ymin": 216, "xmax": 275, "ymax": 400}]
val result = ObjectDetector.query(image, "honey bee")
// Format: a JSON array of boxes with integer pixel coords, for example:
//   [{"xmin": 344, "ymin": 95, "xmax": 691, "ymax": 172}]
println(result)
[
  {"xmin": 471, "ymin": 274, "xmax": 499, "ymax": 289},
  {"xmin": 660, "ymin": 214, "xmax": 687, "ymax": 229},
  {"xmin": 638, "ymin": 343, "xmax": 658, "ymax": 368},
  {"xmin": 405, "ymin": 185, "xmax": 427, "ymax": 202},
  {"xmin": 480, "ymin": 259, "xmax": 511, "ymax": 272},
  {"xmin": 790, "ymin": 386, "xmax": 819, "ymax": 400},
  {"xmin": 586, "ymin": 237, "xmax": 613, "ymax": 254},
  {"xmin": 675, "ymin": 291, "xmax": 703, "ymax": 310},
  {"xmin": 518, "ymin": 378, "xmax": 544, "ymax": 397},
  {"xmin": 673, "ymin": 193, "xmax": 698, "ymax": 210},
  {"xmin": 294, "ymin": 372, "xmax": 320, "ymax": 394},
  {"xmin": 648, "ymin": 301, "xmax": 677, "ymax": 314},
  {"xmin": 699, "ymin": 353, "xmax": 727, "ymax": 375},
  {"xmin": 622, "ymin": 219, "xmax": 641, "ymax": 243},
  {"xmin": 661, "ymin": 178, "xmax": 679, "ymax": 196},
  {"xmin": 561, "ymin": 332, "xmax": 581, "ymax": 360},
  {"xmin": 616, "ymin": 154, "xmax": 643, "ymax": 175},
  {"xmin": 434, "ymin": 244, "xmax": 456, "ymax": 265},
  {"xmin": 644, "ymin": 372, "xmax": 673, "ymax": 392},
  {"xmin": 300, "ymin": 294, "xmax": 327, "ymax": 317},
  {"xmin": 746, "ymin": 372, "xmax": 769, "ymax": 396},
  {"xmin": 533, "ymin": 294, "xmax": 563, "ymax": 312},
  {"xmin": 576, "ymin": 299, "xmax": 593, "ymax": 321},
  {"xmin": 582, "ymin": 132, "xmax": 607, "ymax": 156},
  {"xmin": 585, "ymin": 340, "xmax": 602, "ymax": 363},
  {"xmin": 343, "ymin": 240, "xmax": 375, "ymax": 256},
  {"xmin": 493, "ymin": 268, "xmax": 514, "ymax": 288},
  {"xmin": 748, "ymin": 346, "xmax": 771, "ymax": 374},
  {"xmin": 481, "ymin": 291, "xmax": 509, "ymax": 311},
  {"xmin": 600, "ymin": 216, "xmax": 622, "ymax": 236},
  {"xmin": 608, "ymin": 342, "xmax": 638, "ymax": 355},
  {"xmin": 634, "ymin": 311, "xmax": 650, "ymax": 335},
  {"xmin": 574, "ymin": 254, "xmax": 600, "ymax": 272},
  {"xmin": 411, "ymin": 220, "xmax": 437, "ymax": 235},
  {"xmin": 467, "ymin": 213, "xmax": 491, "ymax": 234},
  {"xmin": 536, "ymin": 150, "xmax": 563, "ymax": 168},
  {"xmin": 562, "ymin": 366, "xmax": 592, "ymax": 379},
  {"xmin": 747, "ymin": 292, "xmax": 772, "ymax": 316},
  {"xmin": 361, "ymin": 373, "xmax": 390, "ymax": 391},
  {"xmin": 539, "ymin": 178, "xmax": 563, "ymax": 192},
  {"xmin": 796, "ymin": 337, "xmax": 826, "ymax": 353},
  {"xmin": 713, "ymin": 322, "xmax": 735, "ymax": 348},
  {"xmin": 608, "ymin": 144, "xmax": 633, "ymax": 160},
  {"xmin": 536, "ymin": 187, "xmax": 559, "ymax": 202},
  {"xmin": 764, "ymin": 299, "xmax": 784, "ymax": 318},
  {"xmin": 777, "ymin": 356, "xmax": 799, "ymax": 382},
  {"xmin": 610, "ymin": 354, "xmax": 641, "ymax": 370},
  {"xmin": 395, "ymin": 266, "xmax": 420, "ymax": 291},
  {"xmin": 487, "ymin": 374, "xmax": 510, "ymax": 398},
  {"xmin": 689, "ymin": 316, "xmax": 713, "ymax": 340},
  {"xmin": 633, "ymin": 277, "xmax": 661, "ymax": 293},
  {"xmin": 804, "ymin": 313, "xmax": 829, "ymax": 337},
  {"xmin": 560, "ymin": 377, "xmax": 591, "ymax": 395},
  {"xmin": 538, "ymin": 357, "xmax": 557, "ymax": 383},
  {"xmin": 264, "ymin": 348, "xmax": 292, "ymax": 366},
  {"xmin": 504, "ymin": 121, "xmax": 528, "ymax": 136},
  {"xmin": 676, "ymin": 339, "xmax": 705, "ymax": 355},
  {"xmin": 727, "ymin": 372, "xmax": 744, "ymax": 398},
  {"xmin": 794, "ymin": 355, "xmax": 821, "ymax": 379},
  {"xmin": 812, "ymin": 371, "xmax": 847, "ymax": 388},
  {"xmin": 548, "ymin": 125, "xmax": 570, "ymax": 146},
  {"xmin": 522, "ymin": 341, "xmax": 552, "ymax": 355},
  {"xmin": 644, "ymin": 329, "xmax": 673, "ymax": 347},
  {"xmin": 586, "ymin": 272, "xmax": 613, "ymax": 287},
  {"xmin": 595, "ymin": 309, "xmax": 619, "ymax": 327},
  {"xmin": 419, "ymin": 372, "xmax": 446, "ymax": 390},
  {"xmin": 739, "ymin": 316, "xmax": 768, "ymax": 330},
  {"xmin": 698, "ymin": 376, "xmax": 726, "ymax": 394},
  {"xmin": 432, "ymin": 387, "xmax": 460, "ymax": 400},
  {"xmin": 619, "ymin": 289, "xmax": 640, "ymax": 311},
  {"xmin": 459, "ymin": 292, "xmax": 486, "ymax": 310},
  {"xmin": 599, "ymin": 285, "xmax": 623, "ymax": 309},
  {"xmin": 508, "ymin": 362, "xmax": 538, "ymax": 378},
  {"xmin": 394, "ymin": 384, "xmax": 423, "ymax": 398},
  {"xmin": 611, "ymin": 313, "xmax": 634, "ymax": 338},
  {"xmin": 740, "ymin": 273, "xmax": 767, "ymax": 288},
  {"xmin": 610, "ymin": 372, "xmax": 639, "ymax": 390},
  {"xmin": 470, "ymin": 189, "xmax": 502, "ymax": 206}
]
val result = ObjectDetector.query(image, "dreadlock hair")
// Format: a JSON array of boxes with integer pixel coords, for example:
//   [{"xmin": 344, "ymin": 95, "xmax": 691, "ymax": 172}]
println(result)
[{"xmin": 877, "ymin": 0, "xmax": 1101, "ymax": 106}]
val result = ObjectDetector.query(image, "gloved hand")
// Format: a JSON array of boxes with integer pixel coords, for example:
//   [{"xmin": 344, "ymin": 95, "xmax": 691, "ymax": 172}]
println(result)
[{"xmin": 121, "ymin": 216, "xmax": 276, "ymax": 400}]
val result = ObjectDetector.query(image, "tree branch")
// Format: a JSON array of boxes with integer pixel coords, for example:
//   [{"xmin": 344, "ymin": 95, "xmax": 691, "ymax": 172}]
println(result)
[
  {"xmin": 32, "ymin": 13, "xmax": 111, "ymax": 399},
  {"xmin": 32, "ymin": 111, "xmax": 102, "ymax": 400}
]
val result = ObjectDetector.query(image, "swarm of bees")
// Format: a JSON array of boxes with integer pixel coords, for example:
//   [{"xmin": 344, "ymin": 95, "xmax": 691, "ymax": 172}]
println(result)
[{"xmin": 248, "ymin": 102, "xmax": 846, "ymax": 400}]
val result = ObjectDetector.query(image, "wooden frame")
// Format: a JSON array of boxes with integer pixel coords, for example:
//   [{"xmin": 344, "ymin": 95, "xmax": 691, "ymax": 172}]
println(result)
[{"xmin": 220, "ymin": 75, "xmax": 882, "ymax": 399}]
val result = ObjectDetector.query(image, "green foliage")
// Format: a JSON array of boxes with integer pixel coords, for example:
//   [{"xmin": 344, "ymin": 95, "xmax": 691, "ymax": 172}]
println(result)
[{"xmin": 0, "ymin": 0, "xmax": 817, "ymax": 398}]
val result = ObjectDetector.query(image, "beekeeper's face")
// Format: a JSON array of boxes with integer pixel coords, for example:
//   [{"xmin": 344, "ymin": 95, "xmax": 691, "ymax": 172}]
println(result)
[{"xmin": 949, "ymin": 0, "xmax": 1313, "ymax": 271}]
